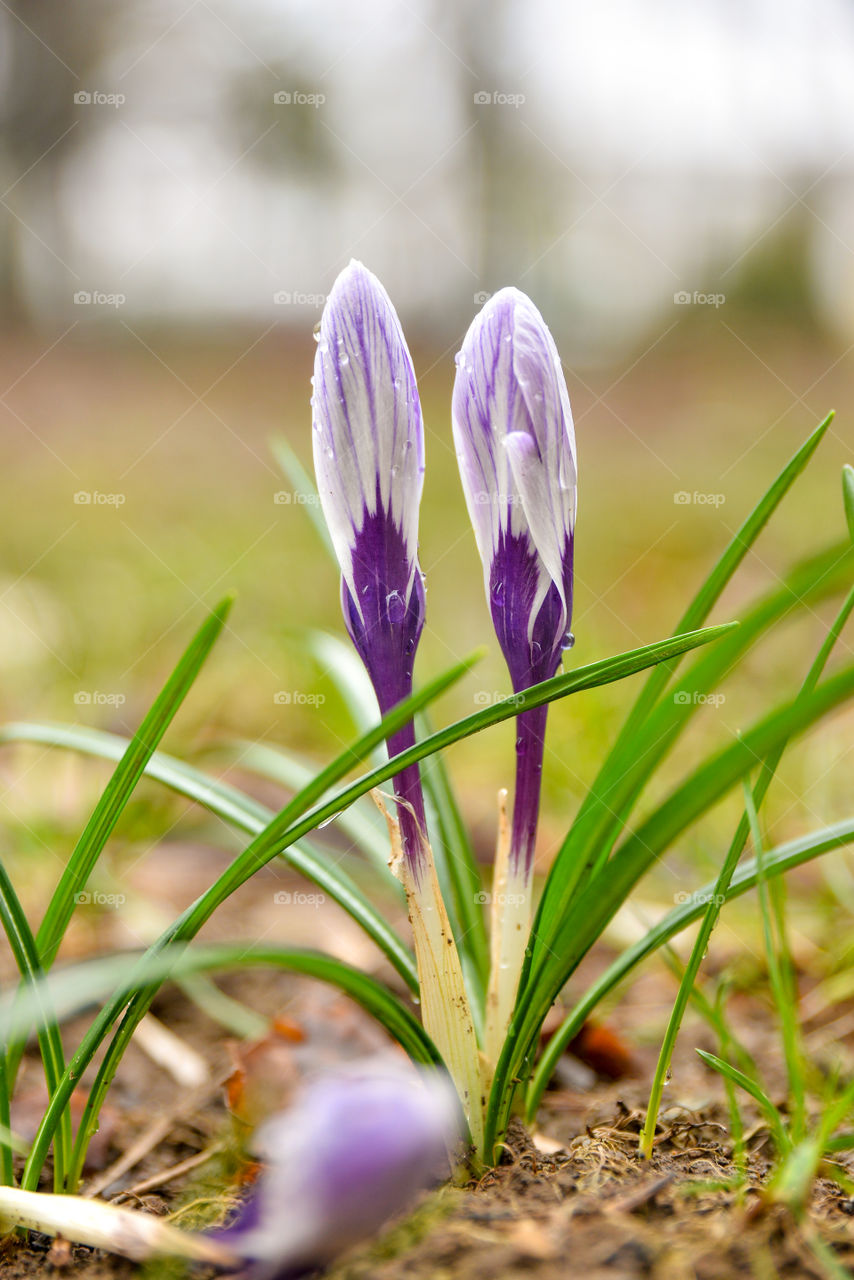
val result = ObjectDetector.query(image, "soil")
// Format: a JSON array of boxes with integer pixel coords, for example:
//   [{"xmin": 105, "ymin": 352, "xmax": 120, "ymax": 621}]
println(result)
[{"xmin": 2, "ymin": 852, "xmax": 854, "ymax": 1280}]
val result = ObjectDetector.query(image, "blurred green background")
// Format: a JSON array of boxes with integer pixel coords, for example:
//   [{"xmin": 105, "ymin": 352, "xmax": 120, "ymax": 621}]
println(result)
[{"xmin": 0, "ymin": 1, "xmax": 852, "ymax": 917}]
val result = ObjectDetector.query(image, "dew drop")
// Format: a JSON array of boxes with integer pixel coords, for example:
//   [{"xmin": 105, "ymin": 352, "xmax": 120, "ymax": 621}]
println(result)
[
  {"xmin": 312, "ymin": 322, "xmax": 322, "ymax": 341},
  {"xmin": 455, "ymin": 351, "xmax": 467, "ymax": 370},
  {"xmin": 491, "ymin": 580, "xmax": 504, "ymax": 606},
  {"xmin": 317, "ymin": 340, "xmax": 329, "ymax": 355},
  {"xmin": 562, "ymin": 631, "xmax": 576, "ymax": 651},
  {"xmin": 338, "ymin": 354, "xmax": 350, "ymax": 367}
]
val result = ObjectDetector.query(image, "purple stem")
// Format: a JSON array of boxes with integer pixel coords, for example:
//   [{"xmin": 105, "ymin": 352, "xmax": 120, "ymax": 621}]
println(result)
[
  {"xmin": 384, "ymin": 715, "xmax": 429, "ymax": 883},
  {"xmin": 508, "ymin": 703, "xmax": 548, "ymax": 880}
]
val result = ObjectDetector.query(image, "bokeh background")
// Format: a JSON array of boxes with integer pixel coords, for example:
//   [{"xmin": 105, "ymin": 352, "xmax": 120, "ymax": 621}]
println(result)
[{"xmin": 1, "ymin": 0, "xmax": 852, "ymax": 923}]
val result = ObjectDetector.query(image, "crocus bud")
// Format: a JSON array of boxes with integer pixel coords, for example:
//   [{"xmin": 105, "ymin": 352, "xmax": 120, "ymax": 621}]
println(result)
[
  {"xmin": 452, "ymin": 287, "xmax": 577, "ymax": 700},
  {"xmin": 452, "ymin": 288, "xmax": 577, "ymax": 878},
  {"xmin": 453, "ymin": 289, "xmax": 577, "ymax": 1061},
  {"xmin": 213, "ymin": 1062, "xmax": 461, "ymax": 1278},
  {"xmin": 312, "ymin": 260, "xmax": 427, "ymax": 870}
]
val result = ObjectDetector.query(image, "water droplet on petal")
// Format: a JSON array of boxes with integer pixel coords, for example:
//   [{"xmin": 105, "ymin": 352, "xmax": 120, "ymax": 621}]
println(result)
[
  {"xmin": 455, "ymin": 351, "xmax": 467, "ymax": 370},
  {"xmin": 339, "ymin": 354, "xmax": 350, "ymax": 367},
  {"xmin": 562, "ymin": 631, "xmax": 575, "ymax": 651},
  {"xmin": 312, "ymin": 322, "xmax": 322, "ymax": 341},
  {"xmin": 491, "ymin": 581, "xmax": 504, "ymax": 606}
]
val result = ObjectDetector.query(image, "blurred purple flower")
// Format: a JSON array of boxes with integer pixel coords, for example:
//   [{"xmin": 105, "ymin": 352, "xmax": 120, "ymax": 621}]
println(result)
[
  {"xmin": 214, "ymin": 1062, "xmax": 460, "ymax": 1278},
  {"xmin": 312, "ymin": 260, "xmax": 428, "ymax": 872},
  {"xmin": 452, "ymin": 288, "xmax": 577, "ymax": 877}
]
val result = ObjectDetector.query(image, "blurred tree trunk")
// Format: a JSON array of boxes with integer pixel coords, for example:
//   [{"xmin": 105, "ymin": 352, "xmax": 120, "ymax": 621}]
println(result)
[{"xmin": 0, "ymin": 0, "xmax": 118, "ymax": 326}]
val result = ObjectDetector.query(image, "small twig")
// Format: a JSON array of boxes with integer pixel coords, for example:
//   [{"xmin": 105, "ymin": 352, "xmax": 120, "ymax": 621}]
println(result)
[
  {"xmin": 115, "ymin": 1142, "xmax": 224, "ymax": 1200},
  {"xmin": 83, "ymin": 1069, "xmax": 230, "ymax": 1198}
]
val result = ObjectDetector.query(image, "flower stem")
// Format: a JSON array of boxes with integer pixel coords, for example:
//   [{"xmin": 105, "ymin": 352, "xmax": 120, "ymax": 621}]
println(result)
[{"xmin": 483, "ymin": 706, "xmax": 547, "ymax": 1070}]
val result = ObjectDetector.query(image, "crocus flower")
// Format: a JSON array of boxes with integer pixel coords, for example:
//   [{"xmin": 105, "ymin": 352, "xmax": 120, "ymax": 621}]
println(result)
[
  {"xmin": 452, "ymin": 288, "xmax": 576, "ymax": 1056},
  {"xmin": 213, "ymin": 1061, "xmax": 461, "ymax": 1278},
  {"xmin": 312, "ymin": 264, "xmax": 483, "ymax": 1145},
  {"xmin": 312, "ymin": 260, "xmax": 427, "ymax": 874}
]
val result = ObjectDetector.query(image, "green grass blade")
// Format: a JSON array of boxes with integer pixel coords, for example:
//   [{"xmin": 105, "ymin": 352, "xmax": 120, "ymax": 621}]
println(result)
[
  {"xmin": 696, "ymin": 1049, "xmax": 789, "ymax": 1152},
  {"xmin": 530, "ymin": 540, "xmax": 853, "ymax": 965},
  {"xmin": 744, "ymin": 784, "xmax": 807, "ymax": 1140},
  {"xmin": 271, "ymin": 437, "xmax": 336, "ymax": 558},
  {"xmin": 637, "ymin": 577, "xmax": 854, "ymax": 1154},
  {"xmin": 0, "ymin": 1056, "xmax": 12, "ymax": 1185},
  {"xmin": 227, "ymin": 740, "xmax": 397, "ymax": 887},
  {"xmin": 488, "ymin": 666, "xmax": 854, "ymax": 1159},
  {"xmin": 0, "ymin": 862, "xmax": 71, "ymax": 1188},
  {"xmin": 35, "ymin": 597, "xmax": 234, "ymax": 972},
  {"xmin": 0, "ymin": 722, "xmax": 273, "ymax": 830},
  {"xmin": 527, "ymin": 817, "xmax": 854, "ymax": 1120},
  {"xmin": 0, "ymin": 723, "xmax": 418, "ymax": 995},
  {"xmin": 843, "ymin": 464, "xmax": 854, "ymax": 543},
  {"xmin": 0, "ymin": 944, "xmax": 439, "ymax": 1072}
]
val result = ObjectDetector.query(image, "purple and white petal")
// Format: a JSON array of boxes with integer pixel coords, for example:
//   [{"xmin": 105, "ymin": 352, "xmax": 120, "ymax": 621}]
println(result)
[
  {"xmin": 213, "ymin": 1061, "xmax": 461, "ymax": 1279},
  {"xmin": 311, "ymin": 261, "xmax": 428, "ymax": 870},
  {"xmin": 452, "ymin": 287, "xmax": 577, "ymax": 882},
  {"xmin": 452, "ymin": 287, "xmax": 576, "ymax": 678},
  {"xmin": 312, "ymin": 260, "xmax": 424, "ymax": 617}
]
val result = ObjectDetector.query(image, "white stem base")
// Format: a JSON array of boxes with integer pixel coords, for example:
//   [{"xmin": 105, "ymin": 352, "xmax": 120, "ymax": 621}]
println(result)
[
  {"xmin": 484, "ymin": 790, "xmax": 532, "ymax": 1073},
  {"xmin": 374, "ymin": 790, "xmax": 485, "ymax": 1153},
  {"xmin": 0, "ymin": 1186, "xmax": 238, "ymax": 1267}
]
